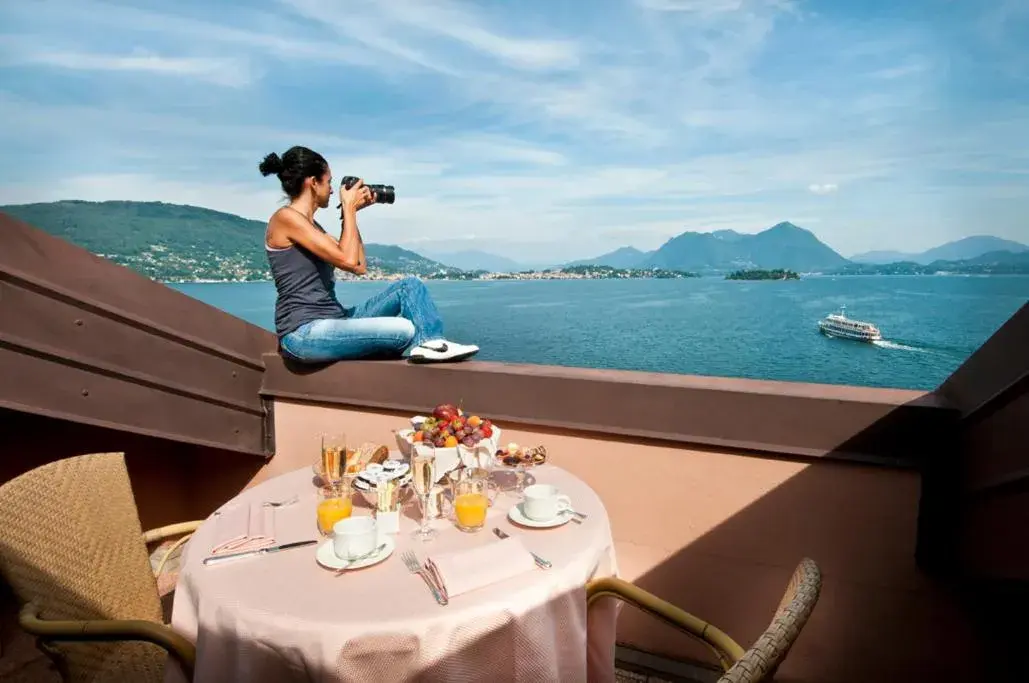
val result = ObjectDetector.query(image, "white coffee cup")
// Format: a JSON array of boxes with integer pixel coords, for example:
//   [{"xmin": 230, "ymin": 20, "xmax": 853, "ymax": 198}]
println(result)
[
  {"xmin": 333, "ymin": 516, "xmax": 378, "ymax": 560},
  {"xmin": 522, "ymin": 484, "xmax": 572, "ymax": 521}
]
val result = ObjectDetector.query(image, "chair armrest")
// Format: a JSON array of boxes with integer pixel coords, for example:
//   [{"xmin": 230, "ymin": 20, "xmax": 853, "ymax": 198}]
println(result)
[
  {"xmin": 585, "ymin": 576, "xmax": 746, "ymax": 671},
  {"xmin": 143, "ymin": 521, "xmax": 203, "ymax": 579},
  {"xmin": 19, "ymin": 602, "xmax": 195, "ymax": 680},
  {"xmin": 142, "ymin": 521, "xmax": 203, "ymax": 544}
]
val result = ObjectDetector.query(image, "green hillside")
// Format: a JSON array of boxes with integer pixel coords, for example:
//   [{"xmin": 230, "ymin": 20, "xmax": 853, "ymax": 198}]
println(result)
[{"xmin": 0, "ymin": 200, "xmax": 456, "ymax": 281}]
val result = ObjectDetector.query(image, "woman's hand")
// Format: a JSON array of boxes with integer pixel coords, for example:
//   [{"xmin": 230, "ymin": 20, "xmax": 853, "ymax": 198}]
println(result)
[{"xmin": 338, "ymin": 178, "xmax": 376, "ymax": 213}]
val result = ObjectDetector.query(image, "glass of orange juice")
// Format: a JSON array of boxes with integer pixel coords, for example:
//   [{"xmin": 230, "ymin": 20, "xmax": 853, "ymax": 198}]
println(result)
[
  {"xmin": 316, "ymin": 479, "xmax": 353, "ymax": 536},
  {"xmin": 452, "ymin": 470, "xmax": 499, "ymax": 533}
]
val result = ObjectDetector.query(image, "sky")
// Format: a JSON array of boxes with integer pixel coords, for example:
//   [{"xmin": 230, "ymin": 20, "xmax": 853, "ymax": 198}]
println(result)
[{"xmin": 0, "ymin": 0, "xmax": 1027, "ymax": 263}]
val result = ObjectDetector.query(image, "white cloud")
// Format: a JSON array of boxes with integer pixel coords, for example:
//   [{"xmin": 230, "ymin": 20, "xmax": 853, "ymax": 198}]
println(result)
[
  {"xmin": 635, "ymin": 0, "xmax": 745, "ymax": 14},
  {"xmin": 376, "ymin": 0, "xmax": 581, "ymax": 71},
  {"xmin": 0, "ymin": 48, "xmax": 256, "ymax": 87},
  {"xmin": 275, "ymin": 0, "xmax": 579, "ymax": 73},
  {"xmin": 808, "ymin": 183, "xmax": 839, "ymax": 195},
  {"xmin": 869, "ymin": 63, "xmax": 928, "ymax": 80},
  {"xmin": 0, "ymin": 2, "xmax": 388, "ymax": 69}
]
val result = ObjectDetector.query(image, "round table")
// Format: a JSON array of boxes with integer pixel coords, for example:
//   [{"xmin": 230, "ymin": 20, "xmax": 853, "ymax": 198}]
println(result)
[{"xmin": 165, "ymin": 464, "xmax": 619, "ymax": 683}]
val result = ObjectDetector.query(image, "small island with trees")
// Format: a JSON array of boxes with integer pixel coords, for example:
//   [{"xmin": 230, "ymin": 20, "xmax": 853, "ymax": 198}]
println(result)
[{"xmin": 726, "ymin": 268, "xmax": 800, "ymax": 281}]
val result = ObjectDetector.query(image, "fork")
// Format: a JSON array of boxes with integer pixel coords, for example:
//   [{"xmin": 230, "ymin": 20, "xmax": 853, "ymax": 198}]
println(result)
[{"xmin": 401, "ymin": 551, "xmax": 448, "ymax": 606}]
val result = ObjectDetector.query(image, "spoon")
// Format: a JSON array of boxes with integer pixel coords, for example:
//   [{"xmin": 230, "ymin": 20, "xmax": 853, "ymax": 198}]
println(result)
[{"xmin": 334, "ymin": 543, "xmax": 388, "ymax": 575}]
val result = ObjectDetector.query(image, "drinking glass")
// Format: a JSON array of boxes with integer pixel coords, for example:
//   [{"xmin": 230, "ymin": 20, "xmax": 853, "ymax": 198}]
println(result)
[
  {"xmin": 452, "ymin": 470, "xmax": 499, "ymax": 533},
  {"xmin": 495, "ymin": 446, "xmax": 546, "ymax": 498},
  {"xmin": 316, "ymin": 478, "xmax": 353, "ymax": 536},
  {"xmin": 410, "ymin": 446, "xmax": 438, "ymax": 542},
  {"xmin": 320, "ymin": 433, "xmax": 347, "ymax": 485}
]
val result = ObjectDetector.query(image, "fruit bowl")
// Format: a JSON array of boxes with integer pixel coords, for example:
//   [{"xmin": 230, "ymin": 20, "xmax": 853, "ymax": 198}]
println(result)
[{"xmin": 395, "ymin": 404, "xmax": 502, "ymax": 480}]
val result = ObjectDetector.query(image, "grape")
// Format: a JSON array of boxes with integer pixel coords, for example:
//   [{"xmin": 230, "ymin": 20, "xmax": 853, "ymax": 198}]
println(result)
[
  {"xmin": 472, "ymin": 428, "xmax": 483, "ymax": 439},
  {"xmin": 461, "ymin": 436, "xmax": 476, "ymax": 447}
]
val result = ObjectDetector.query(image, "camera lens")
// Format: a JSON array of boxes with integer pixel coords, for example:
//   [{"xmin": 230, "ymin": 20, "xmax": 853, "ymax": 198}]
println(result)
[
  {"xmin": 340, "ymin": 177, "xmax": 395, "ymax": 204},
  {"xmin": 370, "ymin": 185, "xmax": 395, "ymax": 204}
]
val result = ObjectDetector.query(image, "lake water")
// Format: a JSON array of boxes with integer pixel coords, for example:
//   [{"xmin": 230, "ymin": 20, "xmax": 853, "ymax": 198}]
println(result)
[{"xmin": 171, "ymin": 276, "xmax": 1028, "ymax": 391}]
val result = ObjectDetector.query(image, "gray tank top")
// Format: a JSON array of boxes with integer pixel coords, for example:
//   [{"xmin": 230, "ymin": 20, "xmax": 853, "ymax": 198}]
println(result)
[{"xmin": 266, "ymin": 217, "xmax": 346, "ymax": 339}]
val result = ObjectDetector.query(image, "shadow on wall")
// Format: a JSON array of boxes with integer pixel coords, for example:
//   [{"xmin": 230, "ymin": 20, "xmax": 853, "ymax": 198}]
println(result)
[
  {"xmin": 615, "ymin": 372, "xmax": 1029, "ymax": 683},
  {"xmin": 0, "ymin": 408, "xmax": 264, "ymax": 531}
]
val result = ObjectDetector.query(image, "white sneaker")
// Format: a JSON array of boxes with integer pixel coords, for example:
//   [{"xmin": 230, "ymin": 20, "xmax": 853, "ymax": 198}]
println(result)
[{"xmin": 407, "ymin": 340, "xmax": 479, "ymax": 363}]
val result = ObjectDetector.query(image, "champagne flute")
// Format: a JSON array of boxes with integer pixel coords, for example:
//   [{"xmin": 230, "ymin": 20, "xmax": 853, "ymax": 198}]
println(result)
[
  {"xmin": 321, "ymin": 433, "xmax": 347, "ymax": 485},
  {"xmin": 411, "ymin": 445, "xmax": 438, "ymax": 542}
]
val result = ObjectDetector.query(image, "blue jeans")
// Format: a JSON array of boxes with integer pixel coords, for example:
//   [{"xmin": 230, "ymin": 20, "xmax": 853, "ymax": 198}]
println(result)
[{"xmin": 279, "ymin": 277, "xmax": 445, "ymax": 363}]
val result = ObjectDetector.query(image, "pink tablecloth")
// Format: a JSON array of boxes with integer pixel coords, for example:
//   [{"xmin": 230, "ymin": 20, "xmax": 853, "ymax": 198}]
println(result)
[{"xmin": 165, "ymin": 464, "xmax": 619, "ymax": 683}]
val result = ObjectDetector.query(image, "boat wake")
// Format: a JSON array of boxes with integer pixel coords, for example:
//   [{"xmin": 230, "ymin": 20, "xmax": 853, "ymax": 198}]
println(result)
[{"xmin": 872, "ymin": 339, "xmax": 928, "ymax": 353}]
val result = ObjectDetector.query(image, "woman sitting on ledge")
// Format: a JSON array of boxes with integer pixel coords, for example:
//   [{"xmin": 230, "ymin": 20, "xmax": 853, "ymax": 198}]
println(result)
[{"xmin": 259, "ymin": 145, "xmax": 479, "ymax": 364}]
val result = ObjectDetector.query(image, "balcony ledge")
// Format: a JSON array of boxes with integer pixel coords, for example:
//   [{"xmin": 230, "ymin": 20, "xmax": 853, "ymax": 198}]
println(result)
[{"xmin": 260, "ymin": 355, "xmax": 956, "ymax": 467}]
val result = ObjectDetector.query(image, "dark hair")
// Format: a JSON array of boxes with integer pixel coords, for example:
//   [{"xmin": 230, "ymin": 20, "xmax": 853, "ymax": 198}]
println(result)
[{"xmin": 258, "ymin": 146, "xmax": 329, "ymax": 199}]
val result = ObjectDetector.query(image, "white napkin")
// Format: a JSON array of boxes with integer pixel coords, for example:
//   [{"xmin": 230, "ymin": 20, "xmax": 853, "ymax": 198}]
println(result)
[
  {"xmin": 209, "ymin": 501, "xmax": 309, "ymax": 555},
  {"xmin": 425, "ymin": 538, "xmax": 537, "ymax": 599}
]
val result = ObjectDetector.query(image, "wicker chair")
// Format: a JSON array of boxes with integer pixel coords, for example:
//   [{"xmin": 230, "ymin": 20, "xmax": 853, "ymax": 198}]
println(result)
[
  {"xmin": 587, "ymin": 557, "xmax": 821, "ymax": 682},
  {"xmin": 0, "ymin": 452, "xmax": 202, "ymax": 682}
]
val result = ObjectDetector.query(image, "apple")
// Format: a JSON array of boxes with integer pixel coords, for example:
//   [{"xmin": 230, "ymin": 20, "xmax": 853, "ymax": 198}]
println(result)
[{"xmin": 432, "ymin": 403, "xmax": 459, "ymax": 421}]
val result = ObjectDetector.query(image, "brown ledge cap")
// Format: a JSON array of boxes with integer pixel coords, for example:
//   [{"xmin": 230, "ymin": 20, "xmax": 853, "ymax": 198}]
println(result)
[{"xmin": 259, "ymin": 354, "xmax": 956, "ymax": 466}]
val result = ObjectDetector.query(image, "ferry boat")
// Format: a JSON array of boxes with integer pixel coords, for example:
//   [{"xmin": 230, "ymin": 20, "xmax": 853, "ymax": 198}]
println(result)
[{"xmin": 818, "ymin": 305, "xmax": 882, "ymax": 342}]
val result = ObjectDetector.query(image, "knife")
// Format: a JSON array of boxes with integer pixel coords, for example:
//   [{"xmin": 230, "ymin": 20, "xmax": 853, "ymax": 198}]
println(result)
[
  {"xmin": 203, "ymin": 539, "xmax": 318, "ymax": 566},
  {"xmin": 493, "ymin": 528, "xmax": 551, "ymax": 569}
]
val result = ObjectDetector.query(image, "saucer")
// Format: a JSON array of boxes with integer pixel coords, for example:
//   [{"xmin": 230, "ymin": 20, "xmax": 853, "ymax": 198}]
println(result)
[
  {"xmin": 507, "ymin": 503, "xmax": 573, "ymax": 529},
  {"xmin": 316, "ymin": 536, "xmax": 395, "ymax": 571}
]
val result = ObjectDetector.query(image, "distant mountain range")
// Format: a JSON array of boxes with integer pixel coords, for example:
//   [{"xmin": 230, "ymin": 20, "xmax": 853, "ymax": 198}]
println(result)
[
  {"xmin": 835, "ymin": 249, "xmax": 1029, "ymax": 275},
  {"xmin": 1, "ymin": 200, "xmax": 1025, "ymax": 280},
  {"xmin": 850, "ymin": 235, "xmax": 1028, "ymax": 265},
  {"xmin": 418, "ymin": 249, "xmax": 532, "ymax": 273},
  {"xmin": 566, "ymin": 246, "xmax": 650, "ymax": 270},
  {"xmin": 570, "ymin": 222, "xmax": 850, "ymax": 273}
]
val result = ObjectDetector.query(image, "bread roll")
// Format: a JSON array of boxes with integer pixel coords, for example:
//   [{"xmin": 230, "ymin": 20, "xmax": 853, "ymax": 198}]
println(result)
[{"xmin": 354, "ymin": 442, "xmax": 389, "ymax": 469}]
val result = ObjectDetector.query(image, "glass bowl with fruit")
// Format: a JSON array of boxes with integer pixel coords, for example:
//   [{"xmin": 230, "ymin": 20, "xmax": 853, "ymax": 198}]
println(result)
[
  {"xmin": 494, "ymin": 443, "xmax": 547, "ymax": 497},
  {"xmin": 395, "ymin": 403, "xmax": 502, "ymax": 480}
]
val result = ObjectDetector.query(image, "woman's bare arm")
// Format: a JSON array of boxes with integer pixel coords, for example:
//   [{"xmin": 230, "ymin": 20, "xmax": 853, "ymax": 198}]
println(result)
[
  {"xmin": 344, "ymin": 207, "xmax": 368, "ymax": 270},
  {"xmin": 272, "ymin": 209, "xmax": 367, "ymax": 275}
]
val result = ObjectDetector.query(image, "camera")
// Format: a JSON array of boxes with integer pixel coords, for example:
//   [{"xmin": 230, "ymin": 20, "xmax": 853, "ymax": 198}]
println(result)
[{"xmin": 341, "ymin": 176, "xmax": 395, "ymax": 204}]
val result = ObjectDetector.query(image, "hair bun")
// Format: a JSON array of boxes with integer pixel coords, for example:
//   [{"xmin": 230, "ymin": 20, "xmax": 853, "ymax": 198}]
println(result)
[{"xmin": 258, "ymin": 152, "xmax": 284, "ymax": 177}]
